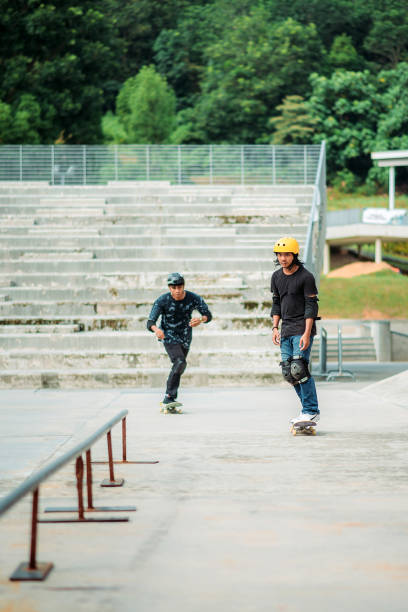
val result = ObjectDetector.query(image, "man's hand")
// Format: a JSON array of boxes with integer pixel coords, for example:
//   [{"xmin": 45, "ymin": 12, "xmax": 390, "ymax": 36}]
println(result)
[
  {"xmin": 151, "ymin": 325, "xmax": 165, "ymax": 340},
  {"xmin": 190, "ymin": 316, "xmax": 206, "ymax": 328},
  {"xmin": 272, "ymin": 327, "xmax": 280, "ymax": 345},
  {"xmin": 299, "ymin": 333, "xmax": 310, "ymax": 351}
]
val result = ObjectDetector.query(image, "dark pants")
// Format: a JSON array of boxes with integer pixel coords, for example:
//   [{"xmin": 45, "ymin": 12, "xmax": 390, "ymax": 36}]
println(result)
[{"xmin": 164, "ymin": 343, "xmax": 189, "ymax": 399}]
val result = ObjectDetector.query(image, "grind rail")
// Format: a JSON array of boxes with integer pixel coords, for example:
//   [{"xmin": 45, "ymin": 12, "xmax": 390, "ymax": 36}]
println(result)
[{"xmin": 0, "ymin": 409, "xmax": 157, "ymax": 581}]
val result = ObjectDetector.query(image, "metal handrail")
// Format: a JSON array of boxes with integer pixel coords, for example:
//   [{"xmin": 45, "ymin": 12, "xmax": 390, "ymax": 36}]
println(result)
[
  {"xmin": 0, "ymin": 409, "xmax": 128, "ymax": 517},
  {"xmin": 0, "ymin": 408, "xmax": 143, "ymax": 582},
  {"xmin": 304, "ymin": 140, "xmax": 326, "ymax": 285},
  {"xmin": 390, "ymin": 330, "xmax": 408, "ymax": 338},
  {"xmin": 327, "ymin": 325, "xmax": 355, "ymax": 382}
]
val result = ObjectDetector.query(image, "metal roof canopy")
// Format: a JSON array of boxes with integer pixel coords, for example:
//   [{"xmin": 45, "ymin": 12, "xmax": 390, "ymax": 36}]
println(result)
[{"xmin": 371, "ymin": 150, "xmax": 408, "ymax": 210}]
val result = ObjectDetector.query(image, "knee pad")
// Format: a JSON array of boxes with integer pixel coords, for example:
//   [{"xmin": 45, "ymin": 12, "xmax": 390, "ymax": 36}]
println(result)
[
  {"xmin": 280, "ymin": 359, "xmax": 297, "ymax": 385},
  {"xmin": 290, "ymin": 356, "xmax": 310, "ymax": 384},
  {"xmin": 173, "ymin": 357, "xmax": 187, "ymax": 376}
]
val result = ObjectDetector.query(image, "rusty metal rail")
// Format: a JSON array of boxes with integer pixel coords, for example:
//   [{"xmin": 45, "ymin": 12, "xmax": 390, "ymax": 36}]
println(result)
[{"xmin": 0, "ymin": 409, "xmax": 148, "ymax": 581}]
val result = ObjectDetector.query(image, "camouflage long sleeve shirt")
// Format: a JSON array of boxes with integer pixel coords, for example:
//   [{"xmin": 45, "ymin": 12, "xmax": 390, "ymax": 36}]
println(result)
[{"xmin": 147, "ymin": 291, "xmax": 212, "ymax": 348}]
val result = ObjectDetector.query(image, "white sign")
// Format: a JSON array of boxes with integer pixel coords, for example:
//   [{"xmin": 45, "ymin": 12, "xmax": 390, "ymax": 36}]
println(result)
[{"xmin": 362, "ymin": 207, "xmax": 407, "ymax": 225}]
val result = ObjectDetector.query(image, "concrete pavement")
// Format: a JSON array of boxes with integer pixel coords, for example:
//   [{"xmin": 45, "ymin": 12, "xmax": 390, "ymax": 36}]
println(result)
[{"xmin": 1, "ymin": 374, "xmax": 408, "ymax": 612}]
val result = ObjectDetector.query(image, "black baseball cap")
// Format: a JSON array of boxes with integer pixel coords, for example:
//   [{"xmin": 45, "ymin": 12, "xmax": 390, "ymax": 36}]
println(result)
[{"xmin": 167, "ymin": 272, "xmax": 185, "ymax": 286}]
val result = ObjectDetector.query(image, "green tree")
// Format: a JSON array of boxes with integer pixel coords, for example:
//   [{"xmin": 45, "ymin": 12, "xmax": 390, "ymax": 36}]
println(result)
[
  {"xmin": 115, "ymin": 0, "xmax": 204, "ymax": 82},
  {"xmin": 153, "ymin": 5, "xmax": 215, "ymax": 110},
  {"xmin": 178, "ymin": 12, "xmax": 325, "ymax": 143},
  {"xmin": 368, "ymin": 62, "xmax": 408, "ymax": 186},
  {"xmin": 0, "ymin": 95, "xmax": 43, "ymax": 144},
  {"xmin": 116, "ymin": 66, "xmax": 176, "ymax": 143},
  {"xmin": 0, "ymin": 0, "xmax": 121, "ymax": 143},
  {"xmin": 270, "ymin": 96, "xmax": 318, "ymax": 144},
  {"xmin": 101, "ymin": 111, "xmax": 127, "ymax": 144},
  {"xmin": 328, "ymin": 34, "xmax": 364, "ymax": 71},
  {"xmin": 363, "ymin": 0, "xmax": 408, "ymax": 67},
  {"xmin": 307, "ymin": 70, "xmax": 381, "ymax": 180},
  {"xmin": 264, "ymin": 0, "xmax": 373, "ymax": 51}
]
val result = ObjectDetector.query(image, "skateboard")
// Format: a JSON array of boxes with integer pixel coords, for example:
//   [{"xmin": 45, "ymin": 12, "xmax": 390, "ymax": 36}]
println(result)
[
  {"xmin": 160, "ymin": 400, "xmax": 183, "ymax": 414},
  {"xmin": 290, "ymin": 420, "xmax": 317, "ymax": 436}
]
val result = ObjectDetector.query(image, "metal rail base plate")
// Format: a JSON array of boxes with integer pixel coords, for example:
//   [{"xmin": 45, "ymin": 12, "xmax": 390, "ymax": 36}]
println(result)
[
  {"xmin": 10, "ymin": 561, "xmax": 54, "ymax": 581},
  {"xmin": 100, "ymin": 478, "xmax": 124, "ymax": 487},
  {"xmin": 44, "ymin": 505, "xmax": 136, "ymax": 513}
]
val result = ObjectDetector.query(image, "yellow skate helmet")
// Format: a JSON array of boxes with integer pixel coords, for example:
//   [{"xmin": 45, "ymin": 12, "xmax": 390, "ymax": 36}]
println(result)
[{"xmin": 273, "ymin": 236, "xmax": 299, "ymax": 255}]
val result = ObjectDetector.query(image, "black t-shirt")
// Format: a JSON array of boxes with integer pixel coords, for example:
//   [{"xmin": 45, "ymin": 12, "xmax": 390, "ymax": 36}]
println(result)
[{"xmin": 270, "ymin": 265, "xmax": 318, "ymax": 338}]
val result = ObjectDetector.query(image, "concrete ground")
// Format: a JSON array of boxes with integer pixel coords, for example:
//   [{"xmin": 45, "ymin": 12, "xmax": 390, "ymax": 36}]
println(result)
[{"xmin": 1, "ymin": 370, "xmax": 408, "ymax": 612}]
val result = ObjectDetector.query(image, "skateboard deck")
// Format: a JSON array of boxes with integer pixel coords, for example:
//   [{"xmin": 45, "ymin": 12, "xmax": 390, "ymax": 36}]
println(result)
[
  {"xmin": 160, "ymin": 401, "xmax": 183, "ymax": 414},
  {"xmin": 290, "ymin": 420, "xmax": 317, "ymax": 436}
]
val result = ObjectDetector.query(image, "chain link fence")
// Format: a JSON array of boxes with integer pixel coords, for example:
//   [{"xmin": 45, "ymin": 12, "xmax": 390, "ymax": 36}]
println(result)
[{"xmin": 0, "ymin": 144, "xmax": 322, "ymax": 185}]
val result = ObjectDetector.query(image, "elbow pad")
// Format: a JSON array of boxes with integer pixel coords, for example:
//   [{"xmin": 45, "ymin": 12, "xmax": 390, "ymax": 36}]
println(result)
[
  {"xmin": 271, "ymin": 296, "xmax": 281, "ymax": 317},
  {"xmin": 204, "ymin": 310, "xmax": 212, "ymax": 324},
  {"xmin": 304, "ymin": 296, "xmax": 319, "ymax": 319}
]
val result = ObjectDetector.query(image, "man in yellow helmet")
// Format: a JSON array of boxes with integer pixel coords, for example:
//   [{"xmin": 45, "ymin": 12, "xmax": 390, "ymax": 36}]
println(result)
[{"xmin": 271, "ymin": 237, "xmax": 320, "ymax": 425}]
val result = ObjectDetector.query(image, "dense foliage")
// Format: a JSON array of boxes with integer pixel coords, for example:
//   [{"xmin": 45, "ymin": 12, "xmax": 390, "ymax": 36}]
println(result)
[{"xmin": 1, "ymin": 0, "xmax": 408, "ymax": 184}]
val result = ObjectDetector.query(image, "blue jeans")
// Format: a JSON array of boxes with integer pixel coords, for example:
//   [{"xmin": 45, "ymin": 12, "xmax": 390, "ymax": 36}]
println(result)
[{"xmin": 280, "ymin": 335, "xmax": 319, "ymax": 415}]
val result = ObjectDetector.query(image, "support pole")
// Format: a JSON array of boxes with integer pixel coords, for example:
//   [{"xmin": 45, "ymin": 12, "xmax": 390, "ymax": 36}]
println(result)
[
  {"xmin": 76, "ymin": 456, "xmax": 85, "ymax": 521},
  {"xmin": 389, "ymin": 166, "xmax": 395, "ymax": 211},
  {"xmin": 10, "ymin": 487, "xmax": 54, "ymax": 581},
  {"xmin": 86, "ymin": 450, "xmax": 94, "ymax": 510},
  {"xmin": 29, "ymin": 488, "xmax": 39, "ymax": 569},
  {"xmin": 375, "ymin": 238, "xmax": 382, "ymax": 264},
  {"xmin": 100, "ymin": 431, "xmax": 124, "ymax": 487},
  {"xmin": 323, "ymin": 242, "xmax": 330, "ymax": 275},
  {"xmin": 91, "ymin": 414, "xmax": 158, "ymax": 465},
  {"xmin": 122, "ymin": 417, "xmax": 127, "ymax": 462}
]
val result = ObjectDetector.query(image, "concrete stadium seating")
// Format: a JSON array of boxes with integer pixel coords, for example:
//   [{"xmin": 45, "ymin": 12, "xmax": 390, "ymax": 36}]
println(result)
[{"xmin": 0, "ymin": 181, "xmax": 317, "ymax": 388}]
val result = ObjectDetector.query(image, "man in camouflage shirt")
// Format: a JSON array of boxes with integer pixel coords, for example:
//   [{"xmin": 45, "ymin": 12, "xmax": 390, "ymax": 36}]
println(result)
[{"xmin": 147, "ymin": 273, "xmax": 212, "ymax": 410}]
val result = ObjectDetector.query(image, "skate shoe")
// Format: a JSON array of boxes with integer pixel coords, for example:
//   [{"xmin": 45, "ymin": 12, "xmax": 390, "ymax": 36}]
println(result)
[
  {"xmin": 290, "ymin": 412, "xmax": 320, "ymax": 425},
  {"xmin": 160, "ymin": 396, "xmax": 183, "ymax": 413}
]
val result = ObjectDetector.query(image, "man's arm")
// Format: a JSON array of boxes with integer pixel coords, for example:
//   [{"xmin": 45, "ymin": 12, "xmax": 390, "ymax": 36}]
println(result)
[
  {"xmin": 272, "ymin": 314, "xmax": 281, "ymax": 345},
  {"xmin": 146, "ymin": 299, "xmax": 165, "ymax": 339},
  {"xmin": 271, "ymin": 274, "xmax": 281, "ymax": 345},
  {"xmin": 299, "ymin": 317, "xmax": 314, "ymax": 351},
  {"xmin": 190, "ymin": 295, "xmax": 212, "ymax": 327},
  {"xmin": 300, "ymin": 273, "xmax": 319, "ymax": 350}
]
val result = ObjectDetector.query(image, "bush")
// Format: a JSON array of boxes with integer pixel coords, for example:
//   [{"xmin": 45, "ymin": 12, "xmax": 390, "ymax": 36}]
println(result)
[{"xmin": 332, "ymin": 169, "xmax": 360, "ymax": 193}]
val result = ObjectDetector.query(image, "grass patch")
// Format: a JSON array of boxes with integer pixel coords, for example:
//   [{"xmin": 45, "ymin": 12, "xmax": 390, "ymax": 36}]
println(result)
[
  {"xmin": 319, "ymin": 270, "xmax": 408, "ymax": 319},
  {"xmin": 327, "ymin": 187, "xmax": 408, "ymax": 211}
]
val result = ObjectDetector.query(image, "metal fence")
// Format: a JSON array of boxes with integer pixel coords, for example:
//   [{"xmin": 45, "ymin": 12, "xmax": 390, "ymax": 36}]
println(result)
[
  {"xmin": 0, "ymin": 144, "xmax": 322, "ymax": 185},
  {"xmin": 304, "ymin": 141, "xmax": 326, "ymax": 283}
]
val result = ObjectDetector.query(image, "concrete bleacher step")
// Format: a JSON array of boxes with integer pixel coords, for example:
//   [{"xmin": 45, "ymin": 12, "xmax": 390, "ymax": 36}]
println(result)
[
  {"xmin": 311, "ymin": 336, "xmax": 377, "ymax": 362},
  {"xmin": 0, "ymin": 286, "xmax": 247, "ymax": 301},
  {"xmin": 0, "ymin": 223, "xmax": 307, "ymax": 237},
  {"xmin": 0, "ymin": 348, "xmax": 280, "ymax": 370},
  {"xmin": 0, "ymin": 297, "xmax": 271, "ymax": 317},
  {"xmin": 0, "ymin": 329, "xmax": 273, "ymax": 351},
  {"xmin": 0, "ymin": 200, "xmax": 308, "ymax": 215},
  {"xmin": 0, "ymin": 313, "xmax": 274, "ymax": 332},
  {"xmin": 0, "ymin": 229, "xmax": 307, "ymax": 245},
  {"xmin": 1, "ymin": 212, "xmax": 310, "ymax": 227},
  {"xmin": 0, "ymin": 366, "xmax": 282, "ymax": 389},
  {"xmin": 0, "ymin": 271, "xmax": 262, "ymax": 288},
  {"xmin": 0, "ymin": 258, "xmax": 277, "ymax": 273},
  {"xmin": 0, "ymin": 324, "xmax": 80, "ymax": 334},
  {"xmin": 0, "ymin": 246, "xmax": 281, "ymax": 260}
]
